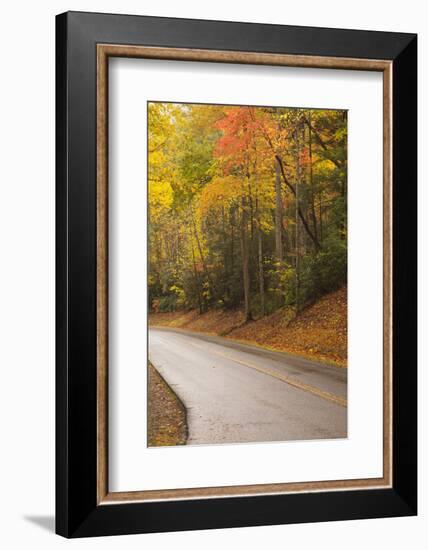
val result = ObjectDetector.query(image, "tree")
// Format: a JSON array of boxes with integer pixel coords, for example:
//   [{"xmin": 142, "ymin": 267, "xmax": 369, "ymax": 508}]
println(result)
[{"xmin": 148, "ymin": 102, "xmax": 347, "ymax": 317}]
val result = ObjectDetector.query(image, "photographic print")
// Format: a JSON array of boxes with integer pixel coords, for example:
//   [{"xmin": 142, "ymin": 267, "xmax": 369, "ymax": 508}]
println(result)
[
  {"xmin": 57, "ymin": 14, "xmax": 417, "ymax": 536},
  {"xmin": 147, "ymin": 101, "xmax": 348, "ymax": 447}
]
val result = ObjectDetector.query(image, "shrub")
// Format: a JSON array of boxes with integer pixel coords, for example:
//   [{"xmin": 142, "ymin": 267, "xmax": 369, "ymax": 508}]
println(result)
[
  {"xmin": 300, "ymin": 237, "xmax": 347, "ymax": 304},
  {"xmin": 157, "ymin": 295, "xmax": 178, "ymax": 312}
]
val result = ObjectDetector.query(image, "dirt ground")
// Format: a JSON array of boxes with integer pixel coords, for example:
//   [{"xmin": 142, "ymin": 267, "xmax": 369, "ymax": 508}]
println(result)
[{"xmin": 147, "ymin": 363, "xmax": 188, "ymax": 447}]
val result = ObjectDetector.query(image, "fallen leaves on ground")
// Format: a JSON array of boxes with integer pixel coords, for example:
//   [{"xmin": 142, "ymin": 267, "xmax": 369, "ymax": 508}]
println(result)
[
  {"xmin": 148, "ymin": 308, "xmax": 244, "ymax": 335},
  {"xmin": 149, "ymin": 286, "xmax": 347, "ymax": 367},
  {"xmin": 147, "ymin": 363, "xmax": 188, "ymax": 447}
]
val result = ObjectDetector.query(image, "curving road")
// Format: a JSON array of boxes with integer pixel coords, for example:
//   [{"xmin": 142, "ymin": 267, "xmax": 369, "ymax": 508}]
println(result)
[{"xmin": 149, "ymin": 327, "xmax": 347, "ymax": 445}]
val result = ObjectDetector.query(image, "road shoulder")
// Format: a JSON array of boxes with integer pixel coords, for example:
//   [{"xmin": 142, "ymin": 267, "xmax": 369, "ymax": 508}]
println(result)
[{"xmin": 147, "ymin": 362, "xmax": 188, "ymax": 447}]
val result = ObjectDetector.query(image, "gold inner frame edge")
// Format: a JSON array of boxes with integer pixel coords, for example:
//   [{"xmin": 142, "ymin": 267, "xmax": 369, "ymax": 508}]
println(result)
[{"xmin": 96, "ymin": 44, "xmax": 393, "ymax": 505}]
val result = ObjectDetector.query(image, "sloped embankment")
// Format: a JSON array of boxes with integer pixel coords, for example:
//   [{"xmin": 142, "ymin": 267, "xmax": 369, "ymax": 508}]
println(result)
[
  {"xmin": 147, "ymin": 362, "xmax": 188, "ymax": 447},
  {"xmin": 149, "ymin": 286, "xmax": 347, "ymax": 367}
]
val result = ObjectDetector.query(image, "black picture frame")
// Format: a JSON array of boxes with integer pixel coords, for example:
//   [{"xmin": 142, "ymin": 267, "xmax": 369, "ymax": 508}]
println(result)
[{"xmin": 56, "ymin": 11, "xmax": 417, "ymax": 538}]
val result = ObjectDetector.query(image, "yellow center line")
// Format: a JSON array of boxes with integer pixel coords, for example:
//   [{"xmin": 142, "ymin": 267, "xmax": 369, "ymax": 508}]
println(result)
[{"xmin": 189, "ymin": 340, "xmax": 347, "ymax": 408}]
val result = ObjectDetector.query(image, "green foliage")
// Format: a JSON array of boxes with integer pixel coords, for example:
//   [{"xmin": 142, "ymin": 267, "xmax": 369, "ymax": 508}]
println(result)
[
  {"xmin": 300, "ymin": 237, "xmax": 347, "ymax": 303},
  {"xmin": 157, "ymin": 295, "xmax": 178, "ymax": 313}
]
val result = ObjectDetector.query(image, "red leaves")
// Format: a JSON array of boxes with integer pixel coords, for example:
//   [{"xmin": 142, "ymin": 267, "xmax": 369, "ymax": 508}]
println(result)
[{"xmin": 214, "ymin": 107, "xmax": 271, "ymax": 173}]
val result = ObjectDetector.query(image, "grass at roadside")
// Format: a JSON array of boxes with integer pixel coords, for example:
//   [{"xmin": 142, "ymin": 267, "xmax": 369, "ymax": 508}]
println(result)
[
  {"xmin": 147, "ymin": 362, "xmax": 188, "ymax": 447},
  {"xmin": 149, "ymin": 287, "xmax": 347, "ymax": 367}
]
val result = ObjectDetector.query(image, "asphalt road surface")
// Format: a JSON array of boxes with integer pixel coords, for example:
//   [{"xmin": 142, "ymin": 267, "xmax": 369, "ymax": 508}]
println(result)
[{"xmin": 149, "ymin": 327, "xmax": 347, "ymax": 445}]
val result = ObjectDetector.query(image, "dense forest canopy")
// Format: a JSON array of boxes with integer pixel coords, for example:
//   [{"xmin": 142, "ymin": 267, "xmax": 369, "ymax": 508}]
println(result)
[{"xmin": 148, "ymin": 102, "xmax": 347, "ymax": 320}]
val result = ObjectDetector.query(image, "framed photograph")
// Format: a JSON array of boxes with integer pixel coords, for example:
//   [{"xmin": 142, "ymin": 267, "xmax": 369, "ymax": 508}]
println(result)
[{"xmin": 56, "ymin": 11, "xmax": 417, "ymax": 537}]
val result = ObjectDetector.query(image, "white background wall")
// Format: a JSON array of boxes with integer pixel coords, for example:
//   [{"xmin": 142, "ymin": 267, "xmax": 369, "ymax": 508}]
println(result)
[{"xmin": 0, "ymin": 1, "xmax": 424, "ymax": 548}]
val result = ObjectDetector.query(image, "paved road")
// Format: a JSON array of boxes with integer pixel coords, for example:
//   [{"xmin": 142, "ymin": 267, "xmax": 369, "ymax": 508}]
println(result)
[{"xmin": 149, "ymin": 327, "xmax": 347, "ymax": 445}]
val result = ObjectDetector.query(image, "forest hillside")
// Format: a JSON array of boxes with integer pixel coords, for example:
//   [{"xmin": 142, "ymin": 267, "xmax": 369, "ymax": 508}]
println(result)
[{"xmin": 148, "ymin": 102, "xmax": 347, "ymax": 365}]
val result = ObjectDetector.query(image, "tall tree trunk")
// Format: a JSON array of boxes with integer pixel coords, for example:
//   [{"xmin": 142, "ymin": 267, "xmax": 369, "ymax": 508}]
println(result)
[
  {"xmin": 256, "ymin": 198, "xmax": 265, "ymax": 317},
  {"xmin": 230, "ymin": 206, "xmax": 235, "ymax": 273},
  {"xmin": 221, "ymin": 206, "xmax": 229, "ymax": 303},
  {"xmin": 339, "ymin": 181, "xmax": 346, "ymax": 240},
  {"xmin": 152, "ymin": 228, "xmax": 162, "ymax": 294},
  {"xmin": 295, "ymin": 128, "xmax": 301, "ymax": 315},
  {"xmin": 252, "ymin": 110, "xmax": 320, "ymax": 251},
  {"xmin": 274, "ymin": 160, "xmax": 283, "ymax": 262},
  {"xmin": 308, "ymin": 111, "xmax": 318, "ymax": 246},
  {"xmin": 190, "ymin": 209, "xmax": 215, "ymax": 302},
  {"xmin": 240, "ymin": 196, "xmax": 252, "ymax": 322},
  {"xmin": 190, "ymin": 236, "xmax": 203, "ymax": 314},
  {"xmin": 303, "ymin": 115, "xmax": 344, "ymax": 171},
  {"xmin": 191, "ymin": 211, "xmax": 206, "ymax": 273},
  {"xmin": 275, "ymin": 155, "xmax": 321, "ymax": 251},
  {"xmin": 339, "ymin": 154, "xmax": 347, "ymax": 240}
]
